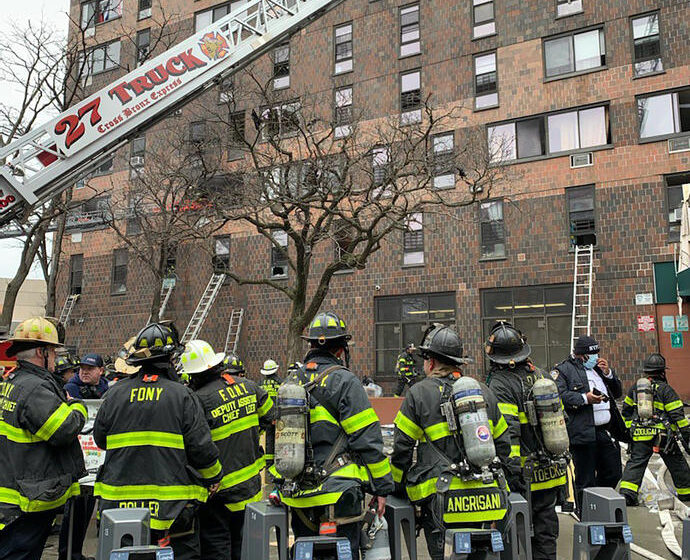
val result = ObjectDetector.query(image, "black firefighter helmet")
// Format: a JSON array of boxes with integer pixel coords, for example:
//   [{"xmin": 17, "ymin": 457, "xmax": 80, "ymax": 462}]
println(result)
[
  {"xmin": 127, "ymin": 322, "xmax": 184, "ymax": 365},
  {"xmin": 302, "ymin": 312, "xmax": 352, "ymax": 346},
  {"xmin": 642, "ymin": 353, "xmax": 667, "ymax": 374},
  {"xmin": 485, "ymin": 321, "xmax": 531, "ymax": 365},
  {"xmin": 418, "ymin": 323, "xmax": 468, "ymax": 366}
]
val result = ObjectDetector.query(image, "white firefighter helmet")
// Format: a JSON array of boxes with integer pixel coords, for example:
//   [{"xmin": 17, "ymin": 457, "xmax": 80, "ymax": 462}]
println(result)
[
  {"xmin": 180, "ymin": 339, "xmax": 225, "ymax": 374},
  {"xmin": 260, "ymin": 359, "xmax": 279, "ymax": 376}
]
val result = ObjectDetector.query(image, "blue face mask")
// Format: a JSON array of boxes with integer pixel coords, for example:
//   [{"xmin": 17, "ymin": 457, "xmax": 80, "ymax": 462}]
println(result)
[{"xmin": 584, "ymin": 354, "xmax": 599, "ymax": 369}]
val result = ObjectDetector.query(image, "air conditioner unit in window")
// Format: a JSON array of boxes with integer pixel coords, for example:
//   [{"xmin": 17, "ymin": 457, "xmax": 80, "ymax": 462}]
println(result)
[
  {"xmin": 130, "ymin": 156, "xmax": 145, "ymax": 168},
  {"xmin": 570, "ymin": 152, "xmax": 593, "ymax": 168},
  {"xmin": 669, "ymin": 136, "xmax": 690, "ymax": 154},
  {"xmin": 672, "ymin": 207, "xmax": 683, "ymax": 222},
  {"xmin": 138, "ymin": 7, "xmax": 151, "ymax": 19},
  {"xmin": 219, "ymin": 91, "xmax": 233, "ymax": 104}
]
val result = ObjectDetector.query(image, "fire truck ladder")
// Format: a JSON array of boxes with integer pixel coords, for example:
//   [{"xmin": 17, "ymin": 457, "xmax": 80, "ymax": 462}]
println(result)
[
  {"xmin": 181, "ymin": 273, "xmax": 225, "ymax": 344},
  {"xmin": 0, "ymin": 0, "xmax": 346, "ymax": 228},
  {"xmin": 570, "ymin": 244, "xmax": 594, "ymax": 352},
  {"xmin": 58, "ymin": 294, "xmax": 80, "ymax": 325},
  {"xmin": 223, "ymin": 308, "xmax": 245, "ymax": 354}
]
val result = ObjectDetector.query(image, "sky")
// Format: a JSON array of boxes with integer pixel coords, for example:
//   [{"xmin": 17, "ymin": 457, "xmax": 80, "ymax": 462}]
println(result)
[{"xmin": 0, "ymin": 1, "xmax": 70, "ymax": 279}]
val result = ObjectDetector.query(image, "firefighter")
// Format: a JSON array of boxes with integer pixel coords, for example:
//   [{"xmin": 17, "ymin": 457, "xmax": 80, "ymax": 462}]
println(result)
[
  {"xmin": 223, "ymin": 352, "xmax": 246, "ymax": 378},
  {"xmin": 485, "ymin": 322, "xmax": 566, "ymax": 560},
  {"xmin": 180, "ymin": 340, "xmax": 274, "ymax": 560},
  {"xmin": 620, "ymin": 353, "xmax": 690, "ymax": 505},
  {"xmin": 270, "ymin": 311, "xmax": 393, "ymax": 558},
  {"xmin": 0, "ymin": 317, "xmax": 87, "ymax": 560},
  {"xmin": 54, "ymin": 354, "xmax": 79, "ymax": 386},
  {"xmin": 93, "ymin": 323, "xmax": 222, "ymax": 560},
  {"xmin": 391, "ymin": 323, "xmax": 516, "ymax": 560},
  {"xmin": 393, "ymin": 342, "xmax": 417, "ymax": 397},
  {"xmin": 259, "ymin": 358, "xmax": 282, "ymax": 468}
]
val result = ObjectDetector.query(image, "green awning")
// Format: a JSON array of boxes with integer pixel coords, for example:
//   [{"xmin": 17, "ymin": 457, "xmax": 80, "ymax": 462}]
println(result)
[{"xmin": 678, "ymin": 268, "xmax": 690, "ymax": 297}]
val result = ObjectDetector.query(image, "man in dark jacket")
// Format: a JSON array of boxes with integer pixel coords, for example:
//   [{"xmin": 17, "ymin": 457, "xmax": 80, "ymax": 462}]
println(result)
[
  {"xmin": 65, "ymin": 354, "xmax": 109, "ymax": 400},
  {"xmin": 0, "ymin": 317, "xmax": 87, "ymax": 560},
  {"xmin": 259, "ymin": 358, "xmax": 282, "ymax": 469},
  {"xmin": 391, "ymin": 324, "xmax": 516, "ymax": 560},
  {"xmin": 270, "ymin": 312, "xmax": 393, "ymax": 559},
  {"xmin": 553, "ymin": 335, "xmax": 622, "ymax": 511},
  {"xmin": 485, "ymin": 322, "xmax": 566, "ymax": 560},
  {"xmin": 94, "ymin": 323, "xmax": 222, "ymax": 560},
  {"xmin": 620, "ymin": 353, "xmax": 690, "ymax": 505},
  {"xmin": 180, "ymin": 339, "xmax": 274, "ymax": 560}
]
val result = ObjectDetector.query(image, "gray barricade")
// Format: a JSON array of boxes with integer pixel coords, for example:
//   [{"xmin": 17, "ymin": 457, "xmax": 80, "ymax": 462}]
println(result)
[
  {"xmin": 241, "ymin": 501, "xmax": 289, "ymax": 560},
  {"xmin": 384, "ymin": 495, "xmax": 417, "ymax": 560},
  {"xmin": 96, "ymin": 508, "xmax": 150, "ymax": 560},
  {"xmin": 497, "ymin": 493, "xmax": 532, "ymax": 560},
  {"xmin": 572, "ymin": 488, "xmax": 632, "ymax": 560}
]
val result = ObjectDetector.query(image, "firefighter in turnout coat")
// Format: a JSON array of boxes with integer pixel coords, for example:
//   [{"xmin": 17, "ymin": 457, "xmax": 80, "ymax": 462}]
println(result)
[
  {"xmin": 391, "ymin": 324, "xmax": 516, "ymax": 560},
  {"xmin": 620, "ymin": 353, "xmax": 690, "ymax": 505},
  {"xmin": 485, "ymin": 322, "xmax": 566, "ymax": 560},
  {"xmin": 94, "ymin": 323, "xmax": 222, "ymax": 560},
  {"xmin": 180, "ymin": 340, "xmax": 274, "ymax": 560},
  {"xmin": 270, "ymin": 312, "xmax": 394, "ymax": 559}
]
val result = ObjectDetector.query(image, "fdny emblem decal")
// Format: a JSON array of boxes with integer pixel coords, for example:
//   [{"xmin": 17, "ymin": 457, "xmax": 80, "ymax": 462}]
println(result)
[
  {"xmin": 550, "ymin": 370, "xmax": 560, "ymax": 381},
  {"xmin": 199, "ymin": 32, "xmax": 229, "ymax": 61},
  {"xmin": 476, "ymin": 425, "xmax": 491, "ymax": 442}
]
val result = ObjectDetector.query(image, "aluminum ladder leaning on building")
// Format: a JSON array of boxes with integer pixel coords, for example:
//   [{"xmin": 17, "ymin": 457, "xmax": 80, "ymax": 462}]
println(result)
[
  {"xmin": 0, "ymin": 0, "xmax": 347, "ymax": 229},
  {"xmin": 223, "ymin": 308, "xmax": 245, "ymax": 354},
  {"xmin": 570, "ymin": 244, "xmax": 594, "ymax": 353}
]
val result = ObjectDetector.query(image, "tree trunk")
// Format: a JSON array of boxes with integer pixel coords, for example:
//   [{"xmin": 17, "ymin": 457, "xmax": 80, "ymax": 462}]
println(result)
[
  {"xmin": 148, "ymin": 243, "xmax": 168, "ymax": 323},
  {"xmin": 286, "ymin": 304, "xmax": 308, "ymax": 366},
  {"xmin": 45, "ymin": 190, "xmax": 72, "ymax": 317}
]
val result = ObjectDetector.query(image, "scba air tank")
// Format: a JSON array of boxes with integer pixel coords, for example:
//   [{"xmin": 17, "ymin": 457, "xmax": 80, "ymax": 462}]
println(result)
[
  {"xmin": 452, "ymin": 376, "xmax": 496, "ymax": 468},
  {"xmin": 532, "ymin": 378, "xmax": 569, "ymax": 456},
  {"xmin": 274, "ymin": 381, "xmax": 307, "ymax": 480},
  {"xmin": 636, "ymin": 377, "xmax": 654, "ymax": 420}
]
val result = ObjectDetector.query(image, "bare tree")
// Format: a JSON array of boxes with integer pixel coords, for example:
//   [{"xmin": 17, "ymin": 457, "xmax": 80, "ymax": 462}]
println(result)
[{"xmin": 203, "ymin": 73, "xmax": 517, "ymax": 363}]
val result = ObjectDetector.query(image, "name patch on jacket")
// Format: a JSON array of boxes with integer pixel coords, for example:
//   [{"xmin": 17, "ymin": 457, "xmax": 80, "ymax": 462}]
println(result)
[
  {"xmin": 129, "ymin": 387, "xmax": 163, "ymax": 402},
  {"xmin": 446, "ymin": 493, "xmax": 503, "ymax": 513},
  {"xmin": 118, "ymin": 500, "xmax": 159, "ymax": 518},
  {"xmin": 0, "ymin": 382, "xmax": 17, "ymax": 417},
  {"xmin": 211, "ymin": 382, "xmax": 256, "ymax": 422},
  {"xmin": 532, "ymin": 464, "xmax": 566, "ymax": 483}
]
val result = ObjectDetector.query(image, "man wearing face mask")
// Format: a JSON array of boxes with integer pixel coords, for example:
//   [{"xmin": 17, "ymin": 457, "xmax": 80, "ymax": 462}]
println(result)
[{"xmin": 552, "ymin": 335, "xmax": 624, "ymax": 512}]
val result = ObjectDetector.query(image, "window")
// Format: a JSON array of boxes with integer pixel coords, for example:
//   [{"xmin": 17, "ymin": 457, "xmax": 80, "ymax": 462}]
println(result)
[
  {"xmin": 111, "ymin": 249, "xmax": 128, "ymax": 295},
  {"xmin": 473, "ymin": 0, "xmax": 495, "ymax": 39},
  {"xmin": 195, "ymin": 1, "xmax": 246, "ymax": 32},
  {"xmin": 632, "ymin": 13, "xmax": 662, "ymax": 77},
  {"xmin": 219, "ymin": 77, "xmax": 234, "ymax": 105},
  {"xmin": 81, "ymin": 0, "xmax": 122, "ymax": 30},
  {"xmin": 333, "ymin": 221, "xmax": 354, "ymax": 270},
  {"xmin": 68, "ymin": 196, "xmax": 110, "ymax": 229},
  {"xmin": 638, "ymin": 88, "xmax": 690, "ymax": 140},
  {"xmin": 189, "ymin": 121, "xmax": 206, "ymax": 144},
  {"xmin": 213, "ymin": 236, "xmax": 231, "ymax": 272},
  {"xmin": 270, "ymin": 230, "xmax": 288, "ymax": 279},
  {"xmin": 400, "ymin": 4, "xmax": 420, "ymax": 57},
  {"xmin": 273, "ymin": 43, "xmax": 290, "ymax": 89},
  {"xmin": 334, "ymin": 86, "xmax": 352, "ymax": 138},
  {"xmin": 474, "ymin": 52, "xmax": 498, "ymax": 109},
  {"xmin": 83, "ymin": 40, "xmax": 120, "ymax": 76},
  {"xmin": 138, "ymin": 0, "xmax": 152, "ymax": 20},
  {"xmin": 544, "ymin": 28, "xmax": 606, "ymax": 78},
  {"xmin": 372, "ymin": 146, "xmax": 389, "ymax": 186},
  {"xmin": 136, "ymin": 29, "xmax": 150, "ymax": 66},
  {"xmin": 261, "ymin": 102, "xmax": 300, "ymax": 140},
  {"xmin": 228, "ymin": 111, "xmax": 245, "ymax": 160},
  {"xmin": 400, "ymin": 70, "xmax": 421, "ymax": 124},
  {"xmin": 488, "ymin": 104, "xmax": 609, "ymax": 162},
  {"xmin": 567, "ymin": 185, "xmax": 596, "ymax": 247},
  {"xmin": 165, "ymin": 247, "xmax": 177, "ymax": 276},
  {"xmin": 403, "ymin": 213, "xmax": 424, "ymax": 266},
  {"xmin": 93, "ymin": 156, "xmax": 114, "ymax": 176},
  {"xmin": 126, "ymin": 195, "xmax": 142, "ymax": 236},
  {"xmin": 433, "ymin": 133, "xmax": 454, "ymax": 189},
  {"xmin": 375, "ymin": 293, "xmax": 455, "ymax": 377},
  {"xmin": 69, "ymin": 254, "xmax": 84, "ymax": 295},
  {"xmin": 666, "ymin": 173, "xmax": 690, "ymax": 242},
  {"xmin": 481, "ymin": 285, "xmax": 573, "ymax": 371},
  {"xmin": 480, "ymin": 200, "xmax": 505, "ymax": 258},
  {"xmin": 334, "ymin": 24, "xmax": 353, "ymax": 74},
  {"xmin": 557, "ymin": 0, "xmax": 582, "ymax": 18},
  {"xmin": 130, "ymin": 136, "xmax": 146, "ymax": 169}
]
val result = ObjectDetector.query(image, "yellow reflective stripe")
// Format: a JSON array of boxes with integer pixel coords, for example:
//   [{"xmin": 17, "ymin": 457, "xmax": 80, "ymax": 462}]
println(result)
[
  {"xmin": 624, "ymin": 396, "xmax": 636, "ymax": 407},
  {"xmin": 331, "ymin": 463, "xmax": 369, "ymax": 481},
  {"xmin": 492, "ymin": 416, "xmax": 508, "ymax": 439},
  {"xmin": 391, "ymin": 463, "xmax": 404, "ymax": 483},
  {"xmin": 666, "ymin": 400, "xmax": 683, "ymax": 412},
  {"xmin": 0, "ymin": 483, "xmax": 80, "ymax": 512},
  {"xmin": 518, "ymin": 412, "xmax": 528, "ymax": 424},
  {"xmin": 70, "ymin": 402, "xmax": 88, "ymax": 421},
  {"xmin": 367, "ymin": 458, "xmax": 392, "ymax": 479},
  {"xmin": 310, "ymin": 406, "xmax": 338, "ymax": 425},
  {"xmin": 675, "ymin": 487, "xmax": 690, "ymax": 495},
  {"xmin": 444, "ymin": 509, "xmax": 507, "ymax": 523},
  {"xmin": 210, "ymin": 414, "xmax": 259, "ymax": 442},
  {"xmin": 281, "ymin": 491, "xmax": 343, "ymax": 508},
  {"xmin": 225, "ymin": 490, "xmax": 262, "ymax": 512},
  {"xmin": 497, "ymin": 403, "xmax": 518, "ymax": 416},
  {"xmin": 268, "ymin": 464, "xmax": 279, "ymax": 478},
  {"xmin": 678, "ymin": 418, "xmax": 689, "ymax": 428},
  {"xmin": 199, "ymin": 459, "xmax": 222, "ymax": 479},
  {"xmin": 425, "ymin": 421, "xmax": 451, "ymax": 441},
  {"xmin": 94, "ymin": 482, "xmax": 208, "ymax": 502},
  {"xmin": 150, "ymin": 518, "xmax": 175, "ymax": 530},
  {"xmin": 407, "ymin": 477, "xmax": 498, "ymax": 502},
  {"xmin": 394, "ymin": 411, "xmax": 423, "ymax": 441},
  {"xmin": 0, "ymin": 421, "xmax": 42, "ymax": 443},
  {"xmin": 0, "ymin": 523, "xmax": 4, "ymax": 530},
  {"xmin": 341, "ymin": 408, "xmax": 378, "ymax": 434},
  {"xmin": 654, "ymin": 401, "xmax": 665, "ymax": 410},
  {"xmin": 106, "ymin": 431, "xmax": 185, "ymax": 450},
  {"xmin": 531, "ymin": 475, "xmax": 566, "ymax": 491},
  {"xmin": 510, "ymin": 445, "xmax": 521, "ymax": 458},
  {"xmin": 624, "ymin": 420, "xmax": 633, "ymax": 428},
  {"xmin": 620, "ymin": 481, "xmax": 639, "ymax": 493},
  {"xmin": 219, "ymin": 456, "xmax": 265, "ymax": 491},
  {"xmin": 35, "ymin": 403, "xmax": 72, "ymax": 440},
  {"xmin": 258, "ymin": 396, "xmax": 273, "ymax": 417}
]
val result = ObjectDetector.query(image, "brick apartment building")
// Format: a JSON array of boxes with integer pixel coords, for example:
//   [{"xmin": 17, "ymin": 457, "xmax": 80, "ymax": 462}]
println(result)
[{"xmin": 59, "ymin": 0, "xmax": 690, "ymax": 396}]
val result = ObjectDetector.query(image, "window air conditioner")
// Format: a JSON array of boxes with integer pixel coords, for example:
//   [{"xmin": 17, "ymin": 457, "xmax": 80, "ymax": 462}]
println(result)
[
  {"xmin": 130, "ymin": 156, "xmax": 145, "ymax": 167},
  {"xmin": 570, "ymin": 152, "xmax": 593, "ymax": 168},
  {"xmin": 668, "ymin": 136, "xmax": 690, "ymax": 154},
  {"xmin": 139, "ymin": 8, "xmax": 151, "ymax": 19}
]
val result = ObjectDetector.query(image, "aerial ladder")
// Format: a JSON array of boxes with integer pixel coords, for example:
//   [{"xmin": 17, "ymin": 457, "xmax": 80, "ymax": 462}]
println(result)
[{"xmin": 0, "ymin": 0, "xmax": 346, "ymax": 228}]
